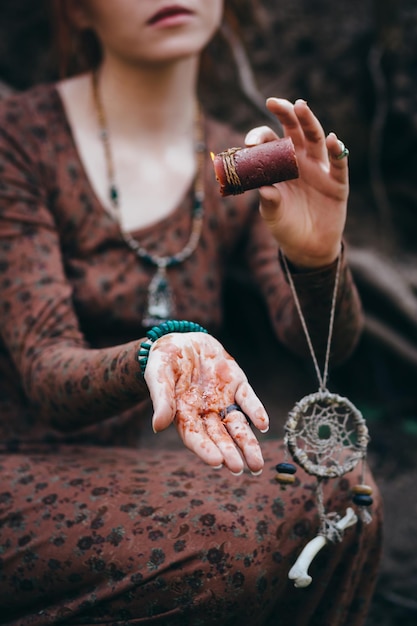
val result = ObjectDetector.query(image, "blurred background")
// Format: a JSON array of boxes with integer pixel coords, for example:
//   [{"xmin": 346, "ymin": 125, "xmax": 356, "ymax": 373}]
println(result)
[{"xmin": 0, "ymin": 0, "xmax": 416, "ymax": 623}]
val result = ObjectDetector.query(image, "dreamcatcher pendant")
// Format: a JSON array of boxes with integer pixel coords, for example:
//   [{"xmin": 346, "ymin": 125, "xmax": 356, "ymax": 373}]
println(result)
[
  {"xmin": 142, "ymin": 264, "xmax": 174, "ymax": 328},
  {"xmin": 278, "ymin": 254, "xmax": 373, "ymax": 588}
]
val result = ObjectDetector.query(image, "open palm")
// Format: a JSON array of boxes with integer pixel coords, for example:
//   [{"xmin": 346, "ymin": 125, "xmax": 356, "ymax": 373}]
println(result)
[{"xmin": 145, "ymin": 332, "xmax": 269, "ymax": 475}]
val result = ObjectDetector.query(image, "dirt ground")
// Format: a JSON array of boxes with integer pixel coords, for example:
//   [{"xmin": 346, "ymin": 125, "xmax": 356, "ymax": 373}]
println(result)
[{"xmin": 0, "ymin": 0, "xmax": 416, "ymax": 623}]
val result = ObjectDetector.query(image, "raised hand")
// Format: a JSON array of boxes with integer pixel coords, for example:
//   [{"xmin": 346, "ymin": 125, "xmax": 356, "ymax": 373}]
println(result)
[
  {"xmin": 144, "ymin": 332, "xmax": 269, "ymax": 475},
  {"xmin": 245, "ymin": 98, "xmax": 349, "ymax": 269}
]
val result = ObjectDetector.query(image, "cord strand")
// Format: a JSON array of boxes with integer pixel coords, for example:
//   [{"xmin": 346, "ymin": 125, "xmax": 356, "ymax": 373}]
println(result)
[{"xmin": 281, "ymin": 253, "xmax": 342, "ymax": 390}]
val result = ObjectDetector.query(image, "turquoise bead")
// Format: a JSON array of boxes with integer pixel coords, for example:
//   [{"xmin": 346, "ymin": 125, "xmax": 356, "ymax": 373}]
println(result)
[{"xmin": 138, "ymin": 319, "xmax": 209, "ymax": 376}]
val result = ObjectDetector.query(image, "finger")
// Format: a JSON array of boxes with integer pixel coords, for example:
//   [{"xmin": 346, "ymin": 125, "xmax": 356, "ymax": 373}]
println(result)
[
  {"xmin": 145, "ymin": 359, "xmax": 177, "ymax": 433},
  {"xmin": 144, "ymin": 335, "xmax": 188, "ymax": 432},
  {"xmin": 258, "ymin": 184, "xmax": 283, "ymax": 222},
  {"xmin": 235, "ymin": 381, "xmax": 270, "ymax": 434},
  {"xmin": 266, "ymin": 98, "xmax": 304, "ymax": 148},
  {"xmin": 203, "ymin": 412, "xmax": 245, "ymax": 475},
  {"xmin": 221, "ymin": 409, "xmax": 264, "ymax": 475},
  {"xmin": 175, "ymin": 409, "xmax": 225, "ymax": 468},
  {"xmin": 293, "ymin": 99, "xmax": 328, "ymax": 162},
  {"xmin": 327, "ymin": 132, "xmax": 349, "ymax": 185},
  {"xmin": 245, "ymin": 125, "xmax": 279, "ymax": 146}
]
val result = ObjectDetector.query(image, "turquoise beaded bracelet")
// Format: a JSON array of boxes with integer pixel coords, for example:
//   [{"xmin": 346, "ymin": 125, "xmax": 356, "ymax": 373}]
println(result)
[{"xmin": 138, "ymin": 320, "xmax": 208, "ymax": 375}]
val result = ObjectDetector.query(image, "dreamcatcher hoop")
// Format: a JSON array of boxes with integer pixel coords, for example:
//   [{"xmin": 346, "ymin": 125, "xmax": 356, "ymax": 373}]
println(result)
[{"xmin": 285, "ymin": 390, "xmax": 369, "ymax": 479}]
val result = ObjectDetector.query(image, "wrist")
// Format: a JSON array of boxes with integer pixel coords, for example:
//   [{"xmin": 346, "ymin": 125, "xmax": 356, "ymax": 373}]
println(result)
[
  {"xmin": 280, "ymin": 244, "xmax": 342, "ymax": 273},
  {"xmin": 138, "ymin": 320, "xmax": 208, "ymax": 376}
]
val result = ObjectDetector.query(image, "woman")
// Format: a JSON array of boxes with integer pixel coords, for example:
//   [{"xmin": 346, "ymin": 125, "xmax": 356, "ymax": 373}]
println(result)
[{"xmin": 0, "ymin": 1, "xmax": 381, "ymax": 624}]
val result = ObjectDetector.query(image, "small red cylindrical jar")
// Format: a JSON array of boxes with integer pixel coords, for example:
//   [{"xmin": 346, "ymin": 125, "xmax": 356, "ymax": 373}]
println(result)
[{"xmin": 212, "ymin": 137, "xmax": 299, "ymax": 197}]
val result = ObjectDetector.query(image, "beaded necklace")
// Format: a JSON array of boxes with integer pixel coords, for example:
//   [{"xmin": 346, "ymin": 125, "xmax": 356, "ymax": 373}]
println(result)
[{"xmin": 91, "ymin": 71, "xmax": 205, "ymax": 328}]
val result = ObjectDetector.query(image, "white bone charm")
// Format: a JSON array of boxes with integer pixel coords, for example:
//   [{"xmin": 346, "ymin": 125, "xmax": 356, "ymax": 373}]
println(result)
[{"xmin": 288, "ymin": 507, "xmax": 358, "ymax": 588}]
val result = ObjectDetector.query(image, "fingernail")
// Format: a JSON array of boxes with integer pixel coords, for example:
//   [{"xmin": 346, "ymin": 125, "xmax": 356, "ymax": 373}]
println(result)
[
  {"xmin": 295, "ymin": 98, "xmax": 308, "ymax": 105},
  {"xmin": 245, "ymin": 130, "xmax": 261, "ymax": 146},
  {"xmin": 260, "ymin": 427, "xmax": 269, "ymax": 434},
  {"xmin": 151, "ymin": 415, "xmax": 160, "ymax": 434},
  {"xmin": 230, "ymin": 469, "xmax": 244, "ymax": 476},
  {"xmin": 250, "ymin": 469, "xmax": 263, "ymax": 476},
  {"xmin": 212, "ymin": 464, "xmax": 223, "ymax": 470}
]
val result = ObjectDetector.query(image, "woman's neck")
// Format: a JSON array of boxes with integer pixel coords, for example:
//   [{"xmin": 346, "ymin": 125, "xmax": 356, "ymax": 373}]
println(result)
[{"xmin": 95, "ymin": 54, "xmax": 200, "ymax": 145}]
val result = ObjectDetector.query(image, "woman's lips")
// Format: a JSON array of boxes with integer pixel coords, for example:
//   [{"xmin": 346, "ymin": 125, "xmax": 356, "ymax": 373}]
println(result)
[{"xmin": 147, "ymin": 5, "xmax": 193, "ymax": 26}]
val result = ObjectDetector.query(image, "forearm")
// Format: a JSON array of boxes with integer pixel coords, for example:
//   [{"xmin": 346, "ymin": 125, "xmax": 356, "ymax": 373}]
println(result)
[
  {"xmin": 26, "ymin": 339, "xmax": 148, "ymax": 431},
  {"xmin": 243, "ymin": 203, "xmax": 363, "ymax": 367},
  {"xmin": 273, "ymin": 247, "xmax": 363, "ymax": 366}
]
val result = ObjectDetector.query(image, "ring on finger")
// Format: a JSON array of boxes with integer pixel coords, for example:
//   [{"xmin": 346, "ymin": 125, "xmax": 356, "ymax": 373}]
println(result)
[
  {"xmin": 219, "ymin": 404, "xmax": 251, "ymax": 424},
  {"xmin": 219, "ymin": 404, "xmax": 241, "ymax": 420},
  {"xmin": 335, "ymin": 141, "xmax": 349, "ymax": 160}
]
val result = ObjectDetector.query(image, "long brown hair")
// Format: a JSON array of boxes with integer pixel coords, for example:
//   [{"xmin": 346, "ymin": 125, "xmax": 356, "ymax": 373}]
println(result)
[{"xmin": 48, "ymin": 0, "xmax": 261, "ymax": 79}]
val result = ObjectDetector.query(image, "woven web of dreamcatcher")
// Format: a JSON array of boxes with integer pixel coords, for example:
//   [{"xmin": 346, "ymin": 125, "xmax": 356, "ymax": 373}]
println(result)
[{"xmin": 285, "ymin": 390, "xmax": 369, "ymax": 479}]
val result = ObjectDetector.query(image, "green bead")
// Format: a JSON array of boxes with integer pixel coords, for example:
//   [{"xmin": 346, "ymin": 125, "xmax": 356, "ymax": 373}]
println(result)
[{"xmin": 110, "ymin": 185, "xmax": 118, "ymax": 202}]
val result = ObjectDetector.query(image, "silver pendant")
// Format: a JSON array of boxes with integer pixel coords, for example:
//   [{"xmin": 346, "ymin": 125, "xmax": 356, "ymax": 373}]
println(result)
[{"xmin": 142, "ymin": 265, "xmax": 174, "ymax": 328}]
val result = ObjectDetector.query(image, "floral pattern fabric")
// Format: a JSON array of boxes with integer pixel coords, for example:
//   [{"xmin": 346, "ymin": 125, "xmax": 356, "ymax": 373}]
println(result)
[{"xmin": 0, "ymin": 444, "xmax": 382, "ymax": 626}]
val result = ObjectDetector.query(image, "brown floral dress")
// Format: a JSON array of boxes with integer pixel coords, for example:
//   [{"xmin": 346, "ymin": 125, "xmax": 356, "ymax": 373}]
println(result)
[{"xmin": 0, "ymin": 84, "xmax": 382, "ymax": 625}]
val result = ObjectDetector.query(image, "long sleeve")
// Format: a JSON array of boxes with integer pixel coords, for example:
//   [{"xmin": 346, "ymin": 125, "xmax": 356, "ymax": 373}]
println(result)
[
  {"xmin": 0, "ymin": 100, "xmax": 148, "ymax": 433},
  {"xmin": 244, "ymin": 207, "xmax": 364, "ymax": 367}
]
